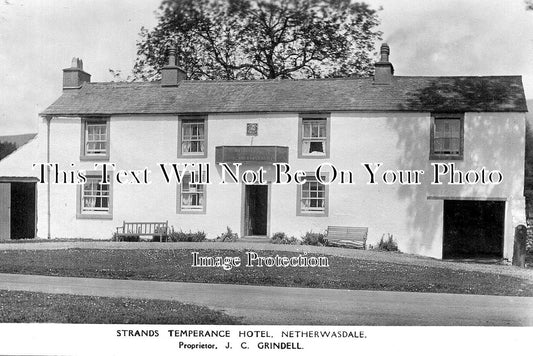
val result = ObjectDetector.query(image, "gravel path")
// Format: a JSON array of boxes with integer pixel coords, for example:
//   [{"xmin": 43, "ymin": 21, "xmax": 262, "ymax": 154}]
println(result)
[
  {"xmin": 1, "ymin": 240, "xmax": 532, "ymax": 281},
  {"xmin": 2, "ymin": 273, "xmax": 531, "ymax": 325}
]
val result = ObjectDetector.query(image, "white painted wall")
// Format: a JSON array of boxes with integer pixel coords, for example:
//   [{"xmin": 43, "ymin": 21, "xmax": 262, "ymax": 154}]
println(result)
[
  {"xmin": 33, "ymin": 111, "xmax": 525, "ymax": 259},
  {"xmin": 0, "ymin": 136, "xmax": 41, "ymax": 177}
]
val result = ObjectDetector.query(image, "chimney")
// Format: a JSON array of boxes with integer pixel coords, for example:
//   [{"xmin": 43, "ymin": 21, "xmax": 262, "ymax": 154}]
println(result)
[
  {"xmin": 63, "ymin": 58, "xmax": 91, "ymax": 89},
  {"xmin": 161, "ymin": 48, "xmax": 186, "ymax": 86},
  {"xmin": 374, "ymin": 43, "xmax": 394, "ymax": 84}
]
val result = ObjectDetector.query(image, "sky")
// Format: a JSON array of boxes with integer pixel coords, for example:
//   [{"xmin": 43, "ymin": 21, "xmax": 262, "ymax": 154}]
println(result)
[{"xmin": 1, "ymin": 0, "xmax": 533, "ymax": 135}]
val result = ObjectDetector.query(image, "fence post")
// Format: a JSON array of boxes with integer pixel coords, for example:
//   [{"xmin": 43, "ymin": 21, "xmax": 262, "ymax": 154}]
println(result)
[{"xmin": 512, "ymin": 225, "xmax": 527, "ymax": 267}]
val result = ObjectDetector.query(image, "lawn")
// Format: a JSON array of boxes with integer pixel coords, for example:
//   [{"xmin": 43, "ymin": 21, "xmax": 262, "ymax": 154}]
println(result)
[
  {"xmin": 0, "ymin": 289, "xmax": 243, "ymax": 324},
  {"xmin": 0, "ymin": 248, "xmax": 532, "ymax": 296}
]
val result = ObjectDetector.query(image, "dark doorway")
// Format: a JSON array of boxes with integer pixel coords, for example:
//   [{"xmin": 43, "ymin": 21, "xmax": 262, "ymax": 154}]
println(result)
[
  {"xmin": 443, "ymin": 200, "xmax": 505, "ymax": 259},
  {"xmin": 10, "ymin": 182, "xmax": 36, "ymax": 239},
  {"xmin": 244, "ymin": 185, "xmax": 268, "ymax": 236}
]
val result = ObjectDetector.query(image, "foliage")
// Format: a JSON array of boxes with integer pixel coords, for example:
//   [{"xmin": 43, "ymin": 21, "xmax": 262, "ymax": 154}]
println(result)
[
  {"xmin": 527, "ymin": 0, "xmax": 533, "ymax": 11},
  {"xmin": 133, "ymin": 0, "xmax": 382, "ymax": 81},
  {"xmin": 271, "ymin": 232, "xmax": 300, "ymax": 245},
  {"xmin": 112, "ymin": 233, "xmax": 140, "ymax": 242},
  {"xmin": 301, "ymin": 231, "xmax": 327, "ymax": 246},
  {"xmin": 165, "ymin": 230, "xmax": 207, "ymax": 242},
  {"xmin": 377, "ymin": 233, "xmax": 399, "ymax": 252},
  {"xmin": 108, "ymin": 68, "xmax": 135, "ymax": 82},
  {"xmin": 0, "ymin": 141, "xmax": 17, "ymax": 160},
  {"xmin": 215, "ymin": 226, "xmax": 239, "ymax": 242}
]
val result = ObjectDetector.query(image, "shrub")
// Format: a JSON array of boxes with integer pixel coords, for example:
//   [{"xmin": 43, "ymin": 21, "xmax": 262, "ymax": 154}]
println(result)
[
  {"xmin": 301, "ymin": 231, "xmax": 327, "ymax": 246},
  {"xmin": 112, "ymin": 233, "xmax": 140, "ymax": 242},
  {"xmin": 377, "ymin": 233, "xmax": 399, "ymax": 252},
  {"xmin": 271, "ymin": 232, "xmax": 300, "ymax": 245},
  {"xmin": 215, "ymin": 227, "xmax": 239, "ymax": 242},
  {"xmin": 161, "ymin": 230, "xmax": 206, "ymax": 242}
]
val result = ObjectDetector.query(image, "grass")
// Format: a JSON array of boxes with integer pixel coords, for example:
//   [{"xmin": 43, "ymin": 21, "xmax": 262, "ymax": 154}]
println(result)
[
  {"xmin": 0, "ymin": 289, "xmax": 242, "ymax": 324},
  {"xmin": 0, "ymin": 248, "xmax": 532, "ymax": 296},
  {"xmin": 0, "ymin": 238, "xmax": 113, "ymax": 243}
]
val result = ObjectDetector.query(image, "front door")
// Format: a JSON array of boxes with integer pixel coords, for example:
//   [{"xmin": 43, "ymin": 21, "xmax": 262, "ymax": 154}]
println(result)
[{"xmin": 244, "ymin": 184, "xmax": 268, "ymax": 236}]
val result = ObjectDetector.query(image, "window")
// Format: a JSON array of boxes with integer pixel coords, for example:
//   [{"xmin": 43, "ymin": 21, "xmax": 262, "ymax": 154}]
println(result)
[
  {"xmin": 178, "ymin": 116, "xmax": 207, "ymax": 157},
  {"xmin": 80, "ymin": 118, "xmax": 110, "ymax": 161},
  {"xmin": 298, "ymin": 115, "xmax": 330, "ymax": 158},
  {"xmin": 177, "ymin": 173, "xmax": 206, "ymax": 213},
  {"xmin": 430, "ymin": 114, "xmax": 464, "ymax": 160},
  {"xmin": 77, "ymin": 172, "xmax": 112, "ymax": 219},
  {"xmin": 297, "ymin": 174, "xmax": 328, "ymax": 216}
]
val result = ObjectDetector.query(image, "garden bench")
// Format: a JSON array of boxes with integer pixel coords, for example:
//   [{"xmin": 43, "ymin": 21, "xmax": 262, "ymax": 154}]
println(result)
[
  {"xmin": 326, "ymin": 226, "xmax": 367, "ymax": 249},
  {"xmin": 115, "ymin": 221, "xmax": 169, "ymax": 242}
]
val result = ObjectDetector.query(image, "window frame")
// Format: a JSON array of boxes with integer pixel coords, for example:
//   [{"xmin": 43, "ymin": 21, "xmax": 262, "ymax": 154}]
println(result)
[
  {"xmin": 76, "ymin": 170, "xmax": 113, "ymax": 220},
  {"xmin": 80, "ymin": 117, "xmax": 110, "ymax": 161},
  {"xmin": 296, "ymin": 172, "xmax": 329, "ymax": 217},
  {"xmin": 298, "ymin": 114, "xmax": 331, "ymax": 159},
  {"xmin": 429, "ymin": 113, "xmax": 464, "ymax": 161},
  {"xmin": 178, "ymin": 115, "xmax": 208, "ymax": 158},
  {"xmin": 176, "ymin": 172, "xmax": 207, "ymax": 214}
]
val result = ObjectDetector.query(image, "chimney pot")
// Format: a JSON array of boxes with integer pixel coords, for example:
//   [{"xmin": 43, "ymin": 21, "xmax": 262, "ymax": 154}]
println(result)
[
  {"xmin": 71, "ymin": 57, "xmax": 84, "ymax": 70},
  {"xmin": 380, "ymin": 43, "xmax": 390, "ymax": 62},
  {"xmin": 63, "ymin": 57, "xmax": 91, "ymax": 90},
  {"xmin": 374, "ymin": 43, "xmax": 394, "ymax": 85},
  {"xmin": 167, "ymin": 48, "xmax": 176, "ymax": 66},
  {"xmin": 161, "ymin": 47, "xmax": 186, "ymax": 86}
]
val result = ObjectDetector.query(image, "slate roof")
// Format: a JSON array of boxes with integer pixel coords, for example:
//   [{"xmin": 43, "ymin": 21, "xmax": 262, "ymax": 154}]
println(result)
[{"xmin": 40, "ymin": 75, "xmax": 527, "ymax": 116}]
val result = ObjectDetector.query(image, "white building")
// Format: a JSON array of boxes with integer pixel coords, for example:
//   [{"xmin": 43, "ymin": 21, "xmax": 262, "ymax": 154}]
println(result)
[{"xmin": 0, "ymin": 44, "xmax": 528, "ymax": 259}]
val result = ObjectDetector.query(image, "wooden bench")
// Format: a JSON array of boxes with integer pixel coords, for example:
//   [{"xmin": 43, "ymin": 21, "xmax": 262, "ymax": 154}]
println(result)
[
  {"xmin": 115, "ymin": 221, "xmax": 169, "ymax": 242},
  {"xmin": 326, "ymin": 226, "xmax": 368, "ymax": 249}
]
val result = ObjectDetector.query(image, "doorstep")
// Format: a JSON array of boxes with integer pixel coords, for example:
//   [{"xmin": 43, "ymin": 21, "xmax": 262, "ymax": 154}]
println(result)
[{"xmin": 239, "ymin": 236, "xmax": 270, "ymax": 243}]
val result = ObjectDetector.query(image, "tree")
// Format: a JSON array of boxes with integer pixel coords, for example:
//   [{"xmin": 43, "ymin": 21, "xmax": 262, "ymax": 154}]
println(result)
[{"xmin": 133, "ymin": 0, "xmax": 382, "ymax": 81}]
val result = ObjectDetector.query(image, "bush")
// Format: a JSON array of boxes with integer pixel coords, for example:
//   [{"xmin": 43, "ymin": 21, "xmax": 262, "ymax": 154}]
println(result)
[
  {"xmin": 271, "ymin": 232, "xmax": 300, "ymax": 245},
  {"xmin": 112, "ymin": 233, "xmax": 140, "ymax": 242},
  {"xmin": 215, "ymin": 227, "xmax": 239, "ymax": 242},
  {"xmin": 301, "ymin": 231, "xmax": 327, "ymax": 246},
  {"xmin": 377, "ymin": 233, "xmax": 399, "ymax": 252},
  {"xmin": 161, "ymin": 230, "xmax": 206, "ymax": 242}
]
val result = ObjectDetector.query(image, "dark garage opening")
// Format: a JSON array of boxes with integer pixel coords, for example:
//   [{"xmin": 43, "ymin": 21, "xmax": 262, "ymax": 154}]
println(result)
[
  {"xmin": 10, "ymin": 182, "xmax": 36, "ymax": 239},
  {"xmin": 443, "ymin": 200, "xmax": 505, "ymax": 259}
]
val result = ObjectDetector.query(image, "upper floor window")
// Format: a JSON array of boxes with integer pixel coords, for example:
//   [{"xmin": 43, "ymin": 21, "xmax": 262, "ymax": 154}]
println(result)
[
  {"xmin": 76, "ymin": 171, "xmax": 113, "ymax": 219},
  {"xmin": 430, "ymin": 114, "xmax": 464, "ymax": 160},
  {"xmin": 178, "ymin": 116, "xmax": 207, "ymax": 158},
  {"xmin": 298, "ymin": 114, "xmax": 330, "ymax": 158},
  {"xmin": 177, "ymin": 172, "xmax": 206, "ymax": 214},
  {"xmin": 297, "ymin": 173, "xmax": 328, "ymax": 216},
  {"xmin": 81, "ymin": 118, "xmax": 110, "ymax": 161}
]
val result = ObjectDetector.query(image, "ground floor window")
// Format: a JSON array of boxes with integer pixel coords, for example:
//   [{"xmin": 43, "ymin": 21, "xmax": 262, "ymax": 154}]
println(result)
[
  {"xmin": 77, "ymin": 173, "xmax": 112, "ymax": 219},
  {"xmin": 297, "ymin": 174, "xmax": 328, "ymax": 216},
  {"xmin": 177, "ymin": 173, "xmax": 206, "ymax": 213},
  {"xmin": 82, "ymin": 178, "xmax": 110, "ymax": 212}
]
